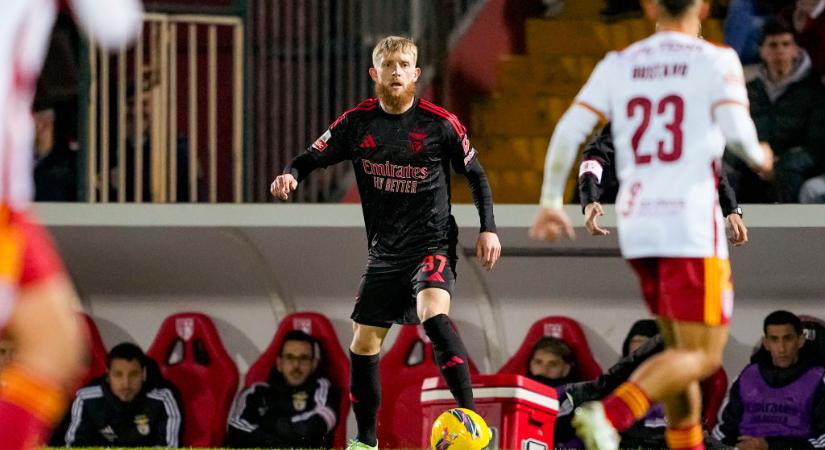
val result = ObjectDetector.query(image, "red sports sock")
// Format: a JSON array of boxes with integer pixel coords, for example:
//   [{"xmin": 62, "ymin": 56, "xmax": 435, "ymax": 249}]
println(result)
[
  {"xmin": 665, "ymin": 423, "xmax": 705, "ymax": 450},
  {"xmin": 0, "ymin": 364, "xmax": 68, "ymax": 450},
  {"xmin": 601, "ymin": 381, "xmax": 652, "ymax": 431}
]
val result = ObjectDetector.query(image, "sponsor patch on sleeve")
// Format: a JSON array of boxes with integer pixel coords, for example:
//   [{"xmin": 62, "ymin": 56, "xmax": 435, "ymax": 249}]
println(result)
[
  {"xmin": 461, "ymin": 134, "xmax": 471, "ymax": 155},
  {"xmin": 463, "ymin": 148, "xmax": 476, "ymax": 167},
  {"xmin": 312, "ymin": 129, "xmax": 332, "ymax": 152},
  {"xmin": 579, "ymin": 159, "xmax": 604, "ymax": 182}
]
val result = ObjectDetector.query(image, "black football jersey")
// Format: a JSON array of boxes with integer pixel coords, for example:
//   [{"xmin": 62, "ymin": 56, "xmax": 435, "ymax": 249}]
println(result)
[{"xmin": 294, "ymin": 98, "xmax": 483, "ymax": 265}]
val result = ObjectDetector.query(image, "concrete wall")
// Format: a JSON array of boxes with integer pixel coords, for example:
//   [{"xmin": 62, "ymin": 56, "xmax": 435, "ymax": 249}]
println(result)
[{"xmin": 36, "ymin": 203, "xmax": 825, "ymax": 381}]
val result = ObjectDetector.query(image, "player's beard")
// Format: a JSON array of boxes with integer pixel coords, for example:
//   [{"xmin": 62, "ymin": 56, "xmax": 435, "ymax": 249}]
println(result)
[{"xmin": 375, "ymin": 80, "xmax": 416, "ymax": 113}]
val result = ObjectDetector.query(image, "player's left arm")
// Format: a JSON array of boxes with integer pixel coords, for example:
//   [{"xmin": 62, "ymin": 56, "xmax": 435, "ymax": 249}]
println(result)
[
  {"xmin": 531, "ymin": 56, "xmax": 612, "ymax": 242},
  {"xmin": 447, "ymin": 127, "xmax": 500, "ymax": 271},
  {"xmin": 718, "ymin": 169, "xmax": 748, "ymax": 246}
]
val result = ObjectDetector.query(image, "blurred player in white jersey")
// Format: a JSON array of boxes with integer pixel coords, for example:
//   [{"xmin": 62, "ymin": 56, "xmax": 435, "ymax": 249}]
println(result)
[
  {"xmin": 530, "ymin": 1, "xmax": 773, "ymax": 449},
  {"xmin": 0, "ymin": 1, "xmax": 141, "ymax": 448}
]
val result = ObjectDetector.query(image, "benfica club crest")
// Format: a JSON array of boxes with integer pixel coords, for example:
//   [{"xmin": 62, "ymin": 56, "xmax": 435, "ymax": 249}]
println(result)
[
  {"xmin": 292, "ymin": 391, "xmax": 309, "ymax": 411},
  {"xmin": 134, "ymin": 414, "xmax": 151, "ymax": 436},
  {"xmin": 408, "ymin": 130, "xmax": 427, "ymax": 153},
  {"xmin": 176, "ymin": 318, "xmax": 194, "ymax": 341}
]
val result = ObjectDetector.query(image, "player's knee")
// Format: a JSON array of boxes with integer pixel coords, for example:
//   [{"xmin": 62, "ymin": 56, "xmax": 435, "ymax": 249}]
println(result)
[{"xmin": 350, "ymin": 334, "xmax": 382, "ymax": 356}]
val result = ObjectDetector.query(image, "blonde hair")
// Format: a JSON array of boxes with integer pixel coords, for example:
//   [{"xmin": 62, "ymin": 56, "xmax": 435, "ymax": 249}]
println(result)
[{"xmin": 372, "ymin": 36, "xmax": 418, "ymax": 67}]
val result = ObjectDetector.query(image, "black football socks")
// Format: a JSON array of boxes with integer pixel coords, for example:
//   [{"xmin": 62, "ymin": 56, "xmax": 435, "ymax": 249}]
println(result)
[
  {"xmin": 423, "ymin": 313, "xmax": 476, "ymax": 411},
  {"xmin": 349, "ymin": 351, "xmax": 380, "ymax": 446}
]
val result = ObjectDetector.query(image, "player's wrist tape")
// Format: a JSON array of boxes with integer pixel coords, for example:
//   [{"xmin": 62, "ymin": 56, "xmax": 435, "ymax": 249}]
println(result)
[{"xmin": 540, "ymin": 196, "xmax": 563, "ymax": 210}]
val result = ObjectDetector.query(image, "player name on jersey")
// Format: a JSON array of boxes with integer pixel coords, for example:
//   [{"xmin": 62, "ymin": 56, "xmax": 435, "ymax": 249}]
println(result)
[{"xmin": 632, "ymin": 63, "xmax": 688, "ymax": 80}]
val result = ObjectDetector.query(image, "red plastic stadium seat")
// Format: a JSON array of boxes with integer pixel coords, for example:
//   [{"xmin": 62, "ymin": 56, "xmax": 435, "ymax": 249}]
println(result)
[
  {"xmin": 77, "ymin": 313, "xmax": 108, "ymax": 388},
  {"xmin": 146, "ymin": 312, "xmax": 238, "ymax": 447},
  {"xmin": 377, "ymin": 322, "xmax": 479, "ymax": 449},
  {"xmin": 245, "ymin": 312, "xmax": 350, "ymax": 448},
  {"xmin": 701, "ymin": 367, "xmax": 728, "ymax": 430},
  {"xmin": 497, "ymin": 316, "xmax": 602, "ymax": 381}
]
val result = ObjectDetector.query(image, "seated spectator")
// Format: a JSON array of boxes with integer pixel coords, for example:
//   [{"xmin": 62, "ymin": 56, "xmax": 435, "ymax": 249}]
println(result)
[
  {"xmin": 616, "ymin": 320, "xmax": 667, "ymax": 449},
  {"xmin": 527, "ymin": 336, "xmax": 577, "ymax": 388},
  {"xmin": 33, "ymin": 100, "xmax": 77, "ymax": 202},
  {"xmin": 64, "ymin": 343, "xmax": 182, "ymax": 447},
  {"xmin": 725, "ymin": 19, "xmax": 825, "ymax": 203},
  {"xmin": 725, "ymin": 0, "xmax": 788, "ymax": 65},
  {"xmin": 712, "ymin": 310, "xmax": 825, "ymax": 449},
  {"xmin": 225, "ymin": 330, "xmax": 339, "ymax": 448},
  {"xmin": 782, "ymin": 0, "xmax": 825, "ymax": 78}
]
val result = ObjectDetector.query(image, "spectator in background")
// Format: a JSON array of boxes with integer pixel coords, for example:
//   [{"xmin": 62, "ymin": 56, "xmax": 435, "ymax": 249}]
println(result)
[
  {"xmin": 527, "ymin": 336, "xmax": 577, "ymax": 388},
  {"xmin": 725, "ymin": 0, "xmax": 791, "ymax": 65},
  {"xmin": 725, "ymin": 19, "xmax": 825, "ymax": 203},
  {"xmin": 64, "ymin": 343, "xmax": 182, "ymax": 447},
  {"xmin": 226, "ymin": 330, "xmax": 339, "ymax": 449},
  {"xmin": 782, "ymin": 0, "xmax": 825, "ymax": 78},
  {"xmin": 712, "ymin": 310, "xmax": 825, "ymax": 449},
  {"xmin": 33, "ymin": 100, "xmax": 77, "ymax": 202}
]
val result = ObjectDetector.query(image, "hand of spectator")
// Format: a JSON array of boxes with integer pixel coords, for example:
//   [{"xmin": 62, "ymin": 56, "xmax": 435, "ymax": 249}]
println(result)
[
  {"xmin": 584, "ymin": 202, "xmax": 610, "ymax": 236},
  {"xmin": 476, "ymin": 232, "xmax": 501, "ymax": 271},
  {"xmin": 529, "ymin": 207, "xmax": 576, "ymax": 241},
  {"xmin": 736, "ymin": 436, "xmax": 769, "ymax": 450},
  {"xmin": 270, "ymin": 174, "xmax": 298, "ymax": 200},
  {"xmin": 752, "ymin": 142, "xmax": 774, "ymax": 179},
  {"xmin": 726, "ymin": 213, "xmax": 748, "ymax": 246}
]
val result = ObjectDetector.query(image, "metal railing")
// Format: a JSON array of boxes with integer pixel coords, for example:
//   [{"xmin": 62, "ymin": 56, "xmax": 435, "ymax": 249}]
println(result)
[
  {"xmin": 249, "ymin": 0, "xmax": 487, "ymax": 202},
  {"xmin": 85, "ymin": 13, "xmax": 245, "ymax": 203}
]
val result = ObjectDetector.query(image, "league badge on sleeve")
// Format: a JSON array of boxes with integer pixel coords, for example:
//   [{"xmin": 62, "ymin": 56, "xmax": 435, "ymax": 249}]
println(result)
[{"xmin": 312, "ymin": 130, "xmax": 332, "ymax": 152}]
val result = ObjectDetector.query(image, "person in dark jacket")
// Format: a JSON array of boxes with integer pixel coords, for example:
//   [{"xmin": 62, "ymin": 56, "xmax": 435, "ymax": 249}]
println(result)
[
  {"xmin": 725, "ymin": 19, "xmax": 825, "ymax": 203},
  {"xmin": 578, "ymin": 122, "xmax": 748, "ymax": 245},
  {"xmin": 64, "ymin": 342, "xmax": 183, "ymax": 447},
  {"xmin": 712, "ymin": 310, "xmax": 825, "ymax": 450},
  {"xmin": 225, "ymin": 330, "xmax": 339, "ymax": 448}
]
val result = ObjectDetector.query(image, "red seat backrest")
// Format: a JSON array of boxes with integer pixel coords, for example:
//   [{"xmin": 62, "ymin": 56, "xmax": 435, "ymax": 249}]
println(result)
[
  {"xmin": 76, "ymin": 313, "xmax": 108, "ymax": 389},
  {"xmin": 377, "ymin": 322, "xmax": 479, "ymax": 449},
  {"xmin": 146, "ymin": 312, "xmax": 239, "ymax": 447},
  {"xmin": 244, "ymin": 312, "xmax": 350, "ymax": 448},
  {"xmin": 701, "ymin": 367, "xmax": 728, "ymax": 430},
  {"xmin": 497, "ymin": 316, "xmax": 602, "ymax": 381}
]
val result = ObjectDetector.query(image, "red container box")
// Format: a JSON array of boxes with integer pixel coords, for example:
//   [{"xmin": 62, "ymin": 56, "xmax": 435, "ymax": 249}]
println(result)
[{"xmin": 421, "ymin": 374, "xmax": 558, "ymax": 450}]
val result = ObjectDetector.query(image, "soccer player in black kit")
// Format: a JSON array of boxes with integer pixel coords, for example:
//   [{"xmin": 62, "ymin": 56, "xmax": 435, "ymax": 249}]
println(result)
[{"xmin": 270, "ymin": 36, "xmax": 501, "ymax": 450}]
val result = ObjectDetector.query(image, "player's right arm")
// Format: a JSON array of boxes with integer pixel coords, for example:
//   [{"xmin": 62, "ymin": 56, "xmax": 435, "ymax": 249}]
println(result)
[
  {"xmin": 711, "ymin": 49, "xmax": 773, "ymax": 174},
  {"xmin": 579, "ymin": 123, "xmax": 614, "ymax": 236},
  {"xmin": 271, "ymin": 113, "xmax": 356, "ymax": 200},
  {"xmin": 68, "ymin": 0, "xmax": 143, "ymax": 50}
]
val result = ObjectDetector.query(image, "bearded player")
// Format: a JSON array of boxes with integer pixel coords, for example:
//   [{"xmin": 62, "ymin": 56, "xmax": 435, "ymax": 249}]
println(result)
[{"xmin": 271, "ymin": 36, "xmax": 501, "ymax": 450}]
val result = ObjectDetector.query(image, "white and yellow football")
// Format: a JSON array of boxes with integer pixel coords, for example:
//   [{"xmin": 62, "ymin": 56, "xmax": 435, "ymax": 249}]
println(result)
[{"xmin": 430, "ymin": 407, "xmax": 492, "ymax": 450}]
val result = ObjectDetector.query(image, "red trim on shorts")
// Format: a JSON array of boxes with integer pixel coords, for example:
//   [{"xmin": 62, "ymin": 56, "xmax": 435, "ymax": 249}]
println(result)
[{"xmin": 629, "ymin": 257, "xmax": 731, "ymax": 325}]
